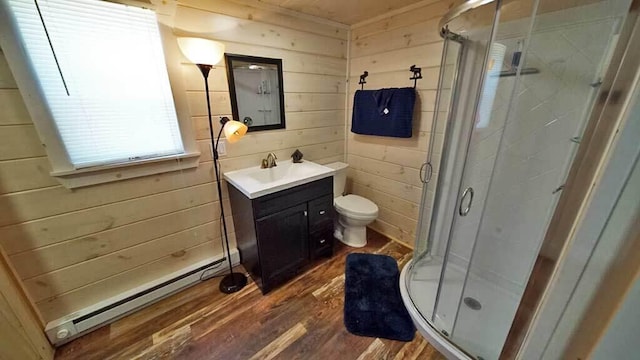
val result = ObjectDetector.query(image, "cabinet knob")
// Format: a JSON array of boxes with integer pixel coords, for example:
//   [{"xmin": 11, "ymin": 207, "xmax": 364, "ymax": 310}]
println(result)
[
  {"xmin": 319, "ymin": 239, "xmax": 326, "ymax": 244},
  {"xmin": 319, "ymin": 210, "xmax": 326, "ymax": 215},
  {"xmin": 304, "ymin": 210, "xmax": 307, "ymax": 217}
]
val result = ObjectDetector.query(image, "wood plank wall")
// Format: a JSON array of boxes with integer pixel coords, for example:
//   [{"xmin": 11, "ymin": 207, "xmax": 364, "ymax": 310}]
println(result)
[
  {"xmin": 346, "ymin": 0, "xmax": 454, "ymax": 247},
  {"xmin": 0, "ymin": 247, "xmax": 53, "ymax": 360},
  {"xmin": 0, "ymin": 0, "xmax": 347, "ymax": 323}
]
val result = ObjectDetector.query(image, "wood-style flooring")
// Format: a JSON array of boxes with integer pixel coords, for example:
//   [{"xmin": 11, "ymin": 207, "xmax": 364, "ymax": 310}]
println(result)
[{"xmin": 55, "ymin": 230, "xmax": 445, "ymax": 360}]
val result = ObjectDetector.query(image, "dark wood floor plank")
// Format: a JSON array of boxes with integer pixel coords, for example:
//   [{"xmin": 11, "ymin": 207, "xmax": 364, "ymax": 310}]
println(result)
[
  {"xmin": 54, "ymin": 324, "xmax": 111, "ymax": 360},
  {"xmin": 109, "ymin": 274, "xmax": 225, "ymax": 339},
  {"xmin": 416, "ymin": 341, "xmax": 448, "ymax": 360},
  {"xmin": 55, "ymin": 229, "xmax": 443, "ymax": 360},
  {"xmin": 182, "ymin": 293, "xmax": 316, "ymax": 360}
]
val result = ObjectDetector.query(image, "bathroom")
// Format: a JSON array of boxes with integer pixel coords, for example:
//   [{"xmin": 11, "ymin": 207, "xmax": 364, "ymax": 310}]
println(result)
[{"xmin": 1, "ymin": 0, "xmax": 639, "ymax": 359}]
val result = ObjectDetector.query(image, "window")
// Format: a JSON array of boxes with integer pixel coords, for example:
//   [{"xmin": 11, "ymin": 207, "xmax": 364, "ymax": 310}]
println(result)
[{"xmin": 1, "ymin": 0, "xmax": 198, "ymax": 187}]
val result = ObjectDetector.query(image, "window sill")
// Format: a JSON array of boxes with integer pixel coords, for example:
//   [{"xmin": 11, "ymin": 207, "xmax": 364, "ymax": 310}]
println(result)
[{"xmin": 50, "ymin": 151, "xmax": 201, "ymax": 189}]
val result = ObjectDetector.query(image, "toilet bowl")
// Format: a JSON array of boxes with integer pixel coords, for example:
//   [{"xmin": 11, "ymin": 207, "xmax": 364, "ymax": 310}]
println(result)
[
  {"xmin": 334, "ymin": 194, "xmax": 378, "ymax": 247},
  {"xmin": 325, "ymin": 162, "xmax": 379, "ymax": 247}
]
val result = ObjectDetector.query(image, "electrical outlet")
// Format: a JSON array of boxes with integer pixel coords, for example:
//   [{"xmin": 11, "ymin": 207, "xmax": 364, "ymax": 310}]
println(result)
[{"xmin": 217, "ymin": 139, "xmax": 227, "ymax": 157}]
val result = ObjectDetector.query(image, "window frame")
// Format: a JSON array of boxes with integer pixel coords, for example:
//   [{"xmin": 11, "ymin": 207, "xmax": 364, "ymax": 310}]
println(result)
[{"xmin": 0, "ymin": 0, "xmax": 200, "ymax": 189}]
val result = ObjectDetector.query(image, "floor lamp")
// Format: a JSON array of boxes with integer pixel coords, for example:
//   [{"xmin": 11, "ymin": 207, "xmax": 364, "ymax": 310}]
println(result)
[{"xmin": 177, "ymin": 37, "xmax": 248, "ymax": 294}]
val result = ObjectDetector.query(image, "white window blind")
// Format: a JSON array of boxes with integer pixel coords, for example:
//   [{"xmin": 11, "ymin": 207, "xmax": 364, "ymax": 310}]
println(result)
[{"xmin": 8, "ymin": 0, "xmax": 184, "ymax": 168}]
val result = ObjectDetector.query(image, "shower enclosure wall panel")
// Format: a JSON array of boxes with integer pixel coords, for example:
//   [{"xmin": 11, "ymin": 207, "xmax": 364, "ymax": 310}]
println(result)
[
  {"xmin": 453, "ymin": 3, "xmax": 627, "ymax": 357},
  {"xmin": 405, "ymin": 0, "xmax": 634, "ymax": 359},
  {"xmin": 468, "ymin": 3, "xmax": 623, "ymax": 290}
]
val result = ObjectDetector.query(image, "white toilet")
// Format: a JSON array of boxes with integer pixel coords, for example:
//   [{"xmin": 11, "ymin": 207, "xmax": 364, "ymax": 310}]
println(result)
[{"xmin": 326, "ymin": 162, "xmax": 379, "ymax": 247}]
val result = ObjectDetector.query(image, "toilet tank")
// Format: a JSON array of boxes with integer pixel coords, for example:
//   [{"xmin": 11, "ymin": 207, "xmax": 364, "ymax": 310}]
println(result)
[{"xmin": 325, "ymin": 162, "xmax": 349, "ymax": 198}]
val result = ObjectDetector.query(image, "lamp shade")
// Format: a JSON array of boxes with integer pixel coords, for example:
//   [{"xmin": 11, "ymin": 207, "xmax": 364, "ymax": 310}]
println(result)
[
  {"xmin": 177, "ymin": 37, "xmax": 225, "ymax": 66},
  {"xmin": 223, "ymin": 120, "xmax": 248, "ymax": 143}
]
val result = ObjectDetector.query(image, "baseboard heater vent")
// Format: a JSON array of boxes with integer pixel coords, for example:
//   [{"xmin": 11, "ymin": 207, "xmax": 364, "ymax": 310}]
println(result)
[{"xmin": 44, "ymin": 250, "xmax": 240, "ymax": 346}]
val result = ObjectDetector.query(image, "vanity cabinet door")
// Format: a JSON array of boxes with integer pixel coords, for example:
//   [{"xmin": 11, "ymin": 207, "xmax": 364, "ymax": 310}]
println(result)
[{"xmin": 255, "ymin": 203, "xmax": 309, "ymax": 290}]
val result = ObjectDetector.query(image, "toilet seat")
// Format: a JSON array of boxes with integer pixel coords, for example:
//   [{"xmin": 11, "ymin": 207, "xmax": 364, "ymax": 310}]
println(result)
[{"xmin": 334, "ymin": 194, "xmax": 378, "ymax": 220}]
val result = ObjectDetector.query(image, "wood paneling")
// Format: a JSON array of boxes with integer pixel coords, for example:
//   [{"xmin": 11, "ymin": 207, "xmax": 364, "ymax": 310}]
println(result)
[
  {"xmin": 349, "ymin": 43, "xmax": 443, "ymax": 74},
  {"xmin": 284, "ymin": 110, "xmax": 345, "ymax": 130},
  {"xmin": 348, "ymin": 154, "xmax": 422, "ymax": 187},
  {"xmin": 283, "ymin": 73, "xmax": 345, "ymax": 93},
  {"xmin": 346, "ymin": 1, "xmax": 449, "ymax": 246},
  {"xmin": 351, "ymin": 18, "xmax": 442, "ymax": 59},
  {"xmin": 24, "ymin": 218, "xmax": 232, "ymax": 302},
  {"xmin": 178, "ymin": 0, "xmax": 349, "ymax": 40},
  {"xmin": 0, "ymin": 125, "xmax": 45, "ymax": 160},
  {"xmin": 0, "ymin": 50, "xmax": 17, "ymax": 88},
  {"xmin": 0, "ymin": 248, "xmax": 53, "ymax": 360},
  {"xmin": 219, "ymin": 140, "xmax": 345, "ymax": 172},
  {"xmin": 0, "ymin": 183, "xmax": 216, "ymax": 254},
  {"xmin": 0, "ymin": 163, "xmax": 215, "ymax": 227},
  {"xmin": 254, "ymin": 0, "xmax": 440, "ymax": 26},
  {"xmin": 219, "ymin": 41, "xmax": 347, "ymax": 75},
  {"xmin": 37, "ymin": 238, "xmax": 230, "ymax": 322},
  {"xmin": 173, "ymin": 5, "xmax": 346, "ymax": 58},
  {"xmin": 0, "ymin": 89, "xmax": 30, "ymax": 125},
  {"xmin": 0, "ymin": 157, "xmax": 57, "ymax": 194},
  {"xmin": 350, "ymin": 0, "xmax": 454, "ymax": 38},
  {"xmin": 0, "ymin": 0, "xmax": 346, "ymax": 324},
  {"xmin": 285, "ymin": 93, "xmax": 344, "ymax": 112},
  {"xmin": 348, "ymin": 169, "xmax": 422, "ymax": 203},
  {"xmin": 12, "ymin": 203, "xmax": 230, "ymax": 280},
  {"xmin": 352, "ymin": 183, "xmax": 420, "ymax": 220}
]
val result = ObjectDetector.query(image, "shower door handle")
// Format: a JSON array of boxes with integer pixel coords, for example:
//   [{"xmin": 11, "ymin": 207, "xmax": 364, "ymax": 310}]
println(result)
[
  {"xmin": 459, "ymin": 187, "xmax": 474, "ymax": 216},
  {"xmin": 420, "ymin": 162, "xmax": 433, "ymax": 184}
]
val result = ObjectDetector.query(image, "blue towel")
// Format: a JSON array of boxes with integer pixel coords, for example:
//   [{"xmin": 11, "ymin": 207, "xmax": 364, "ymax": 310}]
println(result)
[{"xmin": 351, "ymin": 87, "xmax": 416, "ymax": 138}]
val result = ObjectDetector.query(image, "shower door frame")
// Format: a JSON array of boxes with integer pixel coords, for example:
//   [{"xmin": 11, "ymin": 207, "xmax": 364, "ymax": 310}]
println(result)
[
  {"xmin": 408, "ymin": 27, "xmax": 468, "ymax": 328},
  {"xmin": 416, "ymin": 28, "xmax": 466, "ymax": 259}
]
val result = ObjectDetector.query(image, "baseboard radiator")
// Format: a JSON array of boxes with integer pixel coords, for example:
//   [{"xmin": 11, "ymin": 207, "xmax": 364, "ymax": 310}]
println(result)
[{"xmin": 44, "ymin": 249, "xmax": 241, "ymax": 346}]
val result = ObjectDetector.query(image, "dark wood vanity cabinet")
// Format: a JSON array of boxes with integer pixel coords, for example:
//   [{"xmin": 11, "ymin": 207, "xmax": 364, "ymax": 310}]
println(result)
[
  {"xmin": 255, "ymin": 203, "xmax": 308, "ymax": 288},
  {"xmin": 227, "ymin": 177, "xmax": 334, "ymax": 294}
]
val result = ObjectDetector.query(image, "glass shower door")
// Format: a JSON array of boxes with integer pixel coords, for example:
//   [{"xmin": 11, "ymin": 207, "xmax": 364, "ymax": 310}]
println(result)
[
  {"xmin": 435, "ymin": 0, "xmax": 631, "ymax": 358},
  {"xmin": 429, "ymin": 0, "xmax": 504, "ymax": 339},
  {"xmin": 409, "ymin": 32, "xmax": 464, "ymax": 326}
]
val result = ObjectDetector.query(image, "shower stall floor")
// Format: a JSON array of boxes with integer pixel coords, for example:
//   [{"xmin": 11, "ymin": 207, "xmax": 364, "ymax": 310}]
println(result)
[{"xmin": 408, "ymin": 257, "xmax": 521, "ymax": 359}]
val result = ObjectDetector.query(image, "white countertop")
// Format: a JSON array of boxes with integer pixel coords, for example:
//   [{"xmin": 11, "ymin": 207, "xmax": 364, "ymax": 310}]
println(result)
[{"xmin": 223, "ymin": 159, "xmax": 335, "ymax": 199}]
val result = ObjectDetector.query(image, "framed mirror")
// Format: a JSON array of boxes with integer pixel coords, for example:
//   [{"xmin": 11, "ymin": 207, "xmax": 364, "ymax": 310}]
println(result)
[{"xmin": 225, "ymin": 54, "xmax": 286, "ymax": 132}]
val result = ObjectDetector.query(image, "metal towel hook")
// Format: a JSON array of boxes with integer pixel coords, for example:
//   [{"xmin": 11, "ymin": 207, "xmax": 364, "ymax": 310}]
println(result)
[
  {"xmin": 359, "ymin": 71, "xmax": 368, "ymax": 90},
  {"xmin": 410, "ymin": 65, "xmax": 422, "ymax": 89}
]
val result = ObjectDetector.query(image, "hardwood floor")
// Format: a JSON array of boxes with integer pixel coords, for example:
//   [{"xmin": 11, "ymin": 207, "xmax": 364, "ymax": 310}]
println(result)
[{"xmin": 55, "ymin": 230, "xmax": 445, "ymax": 360}]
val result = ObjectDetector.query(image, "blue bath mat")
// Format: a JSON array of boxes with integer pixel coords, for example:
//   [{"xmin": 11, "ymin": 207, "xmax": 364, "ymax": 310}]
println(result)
[{"xmin": 344, "ymin": 253, "xmax": 415, "ymax": 341}]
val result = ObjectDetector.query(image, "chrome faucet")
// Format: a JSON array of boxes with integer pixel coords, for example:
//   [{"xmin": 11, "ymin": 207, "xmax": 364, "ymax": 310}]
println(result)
[{"xmin": 261, "ymin": 152, "xmax": 278, "ymax": 168}]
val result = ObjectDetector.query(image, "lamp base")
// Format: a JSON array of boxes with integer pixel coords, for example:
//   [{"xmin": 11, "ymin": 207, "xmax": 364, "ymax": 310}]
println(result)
[{"xmin": 219, "ymin": 272, "xmax": 248, "ymax": 294}]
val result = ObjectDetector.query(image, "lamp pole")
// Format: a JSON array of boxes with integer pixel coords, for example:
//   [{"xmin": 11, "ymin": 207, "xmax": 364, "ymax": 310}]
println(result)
[{"xmin": 198, "ymin": 63, "xmax": 247, "ymax": 294}]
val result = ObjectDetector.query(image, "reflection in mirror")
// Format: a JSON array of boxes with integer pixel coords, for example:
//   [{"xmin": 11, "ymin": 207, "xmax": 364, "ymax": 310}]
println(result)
[{"xmin": 225, "ymin": 54, "xmax": 286, "ymax": 132}]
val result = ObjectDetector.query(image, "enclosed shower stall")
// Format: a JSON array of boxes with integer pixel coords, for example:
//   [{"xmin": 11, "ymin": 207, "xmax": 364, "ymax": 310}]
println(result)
[{"xmin": 400, "ymin": 0, "xmax": 635, "ymax": 358}]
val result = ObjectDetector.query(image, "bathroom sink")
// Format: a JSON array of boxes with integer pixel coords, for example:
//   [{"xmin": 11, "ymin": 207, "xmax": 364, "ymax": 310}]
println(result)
[{"xmin": 223, "ymin": 159, "xmax": 335, "ymax": 199}]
